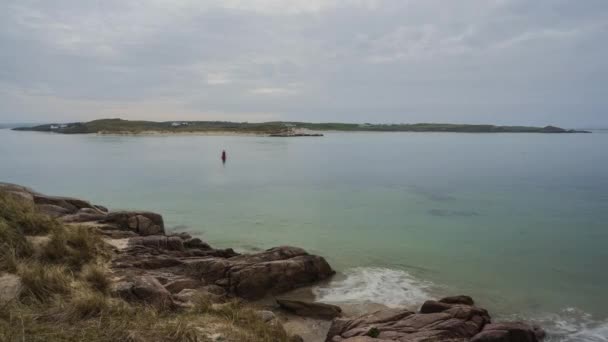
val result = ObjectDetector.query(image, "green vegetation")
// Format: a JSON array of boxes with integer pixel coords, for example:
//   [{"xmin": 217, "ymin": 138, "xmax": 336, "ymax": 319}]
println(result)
[
  {"xmin": 0, "ymin": 192, "xmax": 291, "ymax": 341},
  {"xmin": 13, "ymin": 118, "xmax": 589, "ymax": 134}
]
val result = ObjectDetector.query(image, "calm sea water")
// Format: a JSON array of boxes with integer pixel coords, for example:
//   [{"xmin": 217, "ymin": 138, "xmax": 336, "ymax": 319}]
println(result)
[{"xmin": 1, "ymin": 128, "xmax": 607, "ymax": 341}]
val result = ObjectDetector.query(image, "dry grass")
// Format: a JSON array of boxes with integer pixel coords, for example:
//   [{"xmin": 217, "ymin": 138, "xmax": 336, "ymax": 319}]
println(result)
[
  {"xmin": 41, "ymin": 225, "xmax": 108, "ymax": 270},
  {"xmin": 17, "ymin": 262, "xmax": 71, "ymax": 302},
  {"xmin": 0, "ymin": 191, "xmax": 61, "ymax": 235},
  {"xmin": 81, "ymin": 264, "xmax": 111, "ymax": 293},
  {"xmin": 0, "ymin": 190, "xmax": 291, "ymax": 342}
]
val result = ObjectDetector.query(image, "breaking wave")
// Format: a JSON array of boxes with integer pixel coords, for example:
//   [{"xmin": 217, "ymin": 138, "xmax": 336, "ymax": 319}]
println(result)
[{"xmin": 313, "ymin": 267, "xmax": 432, "ymax": 309}]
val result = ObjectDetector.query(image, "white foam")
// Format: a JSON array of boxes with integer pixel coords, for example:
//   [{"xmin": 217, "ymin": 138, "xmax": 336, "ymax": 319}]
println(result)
[
  {"xmin": 518, "ymin": 308, "xmax": 608, "ymax": 342},
  {"xmin": 313, "ymin": 267, "xmax": 431, "ymax": 309}
]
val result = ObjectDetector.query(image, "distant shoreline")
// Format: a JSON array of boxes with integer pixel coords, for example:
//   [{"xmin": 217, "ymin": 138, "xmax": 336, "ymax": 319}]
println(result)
[{"xmin": 12, "ymin": 118, "xmax": 591, "ymax": 135}]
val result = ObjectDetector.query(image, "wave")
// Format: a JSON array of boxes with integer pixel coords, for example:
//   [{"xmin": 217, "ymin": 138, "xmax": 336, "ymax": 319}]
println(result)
[
  {"xmin": 499, "ymin": 308, "xmax": 608, "ymax": 342},
  {"xmin": 313, "ymin": 267, "xmax": 432, "ymax": 309},
  {"xmin": 315, "ymin": 268, "xmax": 608, "ymax": 341}
]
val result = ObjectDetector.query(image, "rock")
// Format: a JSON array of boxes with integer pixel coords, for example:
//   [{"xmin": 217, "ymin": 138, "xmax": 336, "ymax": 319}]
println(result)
[
  {"xmin": 130, "ymin": 276, "xmax": 175, "ymax": 309},
  {"xmin": 103, "ymin": 211, "xmax": 165, "ymax": 236},
  {"xmin": 184, "ymin": 237, "xmax": 211, "ymax": 250},
  {"xmin": 61, "ymin": 208, "xmax": 107, "ymax": 222},
  {"xmin": 112, "ymin": 276, "xmax": 175, "ymax": 309},
  {"xmin": 419, "ymin": 300, "xmax": 454, "ymax": 314},
  {"xmin": 201, "ymin": 285, "xmax": 226, "ymax": 296},
  {"xmin": 439, "ymin": 295, "xmax": 475, "ymax": 306},
  {"xmin": 0, "ymin": 274, "xmax": 22, "ymax": 305},
  {"xmin": 175, "ymin": 288, "xmax": 223, "ymax": 304},
  {"xmin": 94, "ymin": 205, "xmax": 109, "ymax": 213},
  {"xmin": 326, "ymin": 298, "xmax": 493, "ymax": 342},
  {"xmin": 256, "ymin": 310, "xmax": 277, "ymax": 322},
  {"xmin": 128, "ymin": 236, "xmax": 185, "ymax": 251},
  {"xmin": 169, "ymin": 232, "xmax": 192, "ymax": 240},
  {"xmin": 164, "ymin": 278, "xmax": 202, "ymax": 293},
  {"xmin": 186, "ymin": 246, "xmax": 335, "ymax": 299},
  {"xmin": 33, "ymin": 194, "xmax": 95, "ymax": 212},
  {"xmin": 289, "ymin": 335, "xmax": 305, "ymax": 342},
  {"xmin": 277, "ymin": 299, "xmax": 342, "ymax": 319},
  {"xmin": 471, "ymin": 322, "xmax": 546, "ymax": 342},
  {"xmin": 36, "ymin": 204, "xmax": 71, "ymax": 218}
]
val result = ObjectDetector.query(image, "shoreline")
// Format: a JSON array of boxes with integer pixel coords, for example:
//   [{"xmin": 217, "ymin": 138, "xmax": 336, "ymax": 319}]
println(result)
[{"xmin": 0, "ymin": 182, "xmax": 553, "ymax": 342}]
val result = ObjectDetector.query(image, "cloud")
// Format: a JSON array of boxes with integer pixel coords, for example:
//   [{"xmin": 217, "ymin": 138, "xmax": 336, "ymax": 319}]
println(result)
[{"xmin": 0, "ymin": 0, "xmax": 607, "ymax": 127}]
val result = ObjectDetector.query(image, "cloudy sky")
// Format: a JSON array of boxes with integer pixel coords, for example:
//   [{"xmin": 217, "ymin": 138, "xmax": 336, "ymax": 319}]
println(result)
[{"xmin": 1, "ymin": 0, "xmax": 606, "ymax": 127}]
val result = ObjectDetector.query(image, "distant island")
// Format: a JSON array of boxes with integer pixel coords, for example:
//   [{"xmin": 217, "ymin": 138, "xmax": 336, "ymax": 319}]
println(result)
[{"xmin": 12, "ymin": 118, "xmax": 590, "ymax": 135}]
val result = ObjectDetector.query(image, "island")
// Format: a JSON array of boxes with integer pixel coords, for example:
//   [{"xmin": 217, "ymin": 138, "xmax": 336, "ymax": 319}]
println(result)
[{"xmin": 12, "ymin": 118, "xmax": 590, "ymax": 135}]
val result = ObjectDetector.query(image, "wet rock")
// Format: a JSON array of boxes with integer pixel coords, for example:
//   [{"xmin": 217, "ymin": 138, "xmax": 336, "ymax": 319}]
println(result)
[
  {"xmin": 184, "ymin": 237, "xmax": 211, "ymax": 250},
  {"xmin": 419, "ymin": 300, "xmax": 454, "ymax": 314},
  {"xmin": 277, "ymin": 299, "xmax": 342, "ymax": 319},
  {"xmin": 439, "ymin": 295, "xmax": 475, "ymax": 306},
  {"xmin": 471, "ymin": 322, "xmax": 546, "ymax": 342}
]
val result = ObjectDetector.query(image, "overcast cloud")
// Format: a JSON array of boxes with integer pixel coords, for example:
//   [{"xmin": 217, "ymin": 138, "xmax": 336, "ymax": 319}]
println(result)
[{"xmin": 1, "ymin": 0, "xmax": 607, "ymax": 127}]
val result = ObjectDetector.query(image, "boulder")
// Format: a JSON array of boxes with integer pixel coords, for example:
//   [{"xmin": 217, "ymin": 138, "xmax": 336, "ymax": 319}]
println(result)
[
  {"xmin": 113, "ymin": 276, "xmax": 175, "ymax": 309},
  {"xmin": 103, "ymin": 211, "xmax": 165, "ymax": 236},
  {"xmin": 439, "ymin": 295, "xmax": 475, "ymax": 306},
  {"xmin": 184, "ymin": 238, "xmax": 211, "ymax": 250},
  {"xmin": 419, "ymin": 300, "xmax": 454, "ymax": 314},
  {"xmin": 471, "ymin": 322, "xmax": 546, "ymax": 342},
  {"xmin": 277, "ymin": 299, "xmax": 342, "ymax": 319}
]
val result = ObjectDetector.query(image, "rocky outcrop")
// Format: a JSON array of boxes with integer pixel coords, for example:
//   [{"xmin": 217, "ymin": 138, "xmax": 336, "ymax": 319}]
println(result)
[
  {"xmin": 326, "ymin": 296, "xmax": 544, "ymax": 342},
  {"xmin": 103, "ymin": 211, "xmax": 165, "ymax": 236},
  {"xmin": 185, "ymin": 246, "xmax": 335, "ymax": 299},
  {"xmin": 277, "ymin": 299, "xmax": 342, "ymax": 319}
]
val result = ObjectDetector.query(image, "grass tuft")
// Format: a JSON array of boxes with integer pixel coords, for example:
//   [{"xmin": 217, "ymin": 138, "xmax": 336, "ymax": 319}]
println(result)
[
  {"xmin": 18, "ymin": 262, "xmax": 71, "ymax": 302},
  {"xmin": 81, "ymin": 264, "xmax": 111, "ymax": 293},
  {"xmin": 0, "ymin": 191, "xmax": 61, "ymax": 235}
]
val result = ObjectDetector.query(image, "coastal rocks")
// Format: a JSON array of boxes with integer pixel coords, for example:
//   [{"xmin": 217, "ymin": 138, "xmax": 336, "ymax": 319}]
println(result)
[
  {"xmin": 128, "ymin": 235, "xmax": 185, "ymax": 251},
  {"xmin": 185, "ymin": 246, "xmax": 335, "ymax": 299},
  {"xmin": 326, "ymin": 297, "xmax": 545, "ymax": 342},
  {"xmin": 61, "ymin": 207, "xmax": 108, "ymax": 223},
  {"xmin": 103, "ymin": 211, "xmax": 165, "ymax": 236},
  {"xmin": 277, "ymin": 299, "xmax": 342, "ymax": 319},
  {"xmin": 471, "ymin": 322, "xmax": 546, "ymax": 342}
]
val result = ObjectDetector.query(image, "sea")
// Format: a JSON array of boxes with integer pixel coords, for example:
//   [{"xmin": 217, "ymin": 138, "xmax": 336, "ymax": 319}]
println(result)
[{"xmin": 1, "ymin": 128, "xmax": 607, "ymax": 341}]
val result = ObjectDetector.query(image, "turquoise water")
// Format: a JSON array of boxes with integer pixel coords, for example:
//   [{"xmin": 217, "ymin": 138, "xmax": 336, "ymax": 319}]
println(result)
[{"xmin": 1, "ymin": 129, "xmax": 607, "ymax": 340}]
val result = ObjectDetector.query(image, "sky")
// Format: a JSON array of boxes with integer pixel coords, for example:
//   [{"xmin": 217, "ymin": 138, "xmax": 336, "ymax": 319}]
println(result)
[{"xmin": 0, "ymin": 0, "xmax": 607, "ymax": 127}]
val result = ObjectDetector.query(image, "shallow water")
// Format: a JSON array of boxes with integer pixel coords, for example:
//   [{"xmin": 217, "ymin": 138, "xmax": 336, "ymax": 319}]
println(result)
[{"xmin": 1, "ymin": 128, "xmax": 607, "ymax": 340}]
